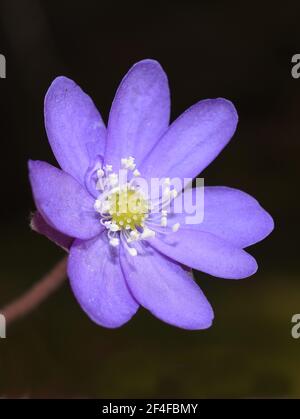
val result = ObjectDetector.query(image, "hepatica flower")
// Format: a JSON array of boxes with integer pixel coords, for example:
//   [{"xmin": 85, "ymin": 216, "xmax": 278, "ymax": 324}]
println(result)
[{"xmin": 29, "ymin": 59, "xmax": 274, "ymax": 329}]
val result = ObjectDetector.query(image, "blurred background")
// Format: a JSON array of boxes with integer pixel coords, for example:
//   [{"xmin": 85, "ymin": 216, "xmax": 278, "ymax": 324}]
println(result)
[{"xmin": 0, "ymin": 0, "xmax": 299, "ymax": 398}]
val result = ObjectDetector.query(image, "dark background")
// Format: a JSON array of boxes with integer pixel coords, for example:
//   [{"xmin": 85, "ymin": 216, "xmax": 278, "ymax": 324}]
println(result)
[{"xmin": 0, "ymin": 0, "xmax": 299, "ymax": 397}]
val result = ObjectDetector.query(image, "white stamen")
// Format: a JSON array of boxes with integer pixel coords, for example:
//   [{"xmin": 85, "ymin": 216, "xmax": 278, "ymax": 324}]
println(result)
[
  {"xmin": 109, "ymin": 223, "xmax": 120, "ymax": 232},
  {"xmin": 172, "ymin": 223, "xmax": 180, "ymax": 232},
  {"xmin": 161, "ymin": 216, "xmax": 167, "ymax": 227},
  {"xmin": 97, "ymin": 168, "xmax": 105, "ymax": 178},
  {"xmin": 104, "ymin": 164, "xmax": 112, "ymax": 172},
  {"xmin": 104, "ymin": 220, "xmax": 112, "ymax": 228},
  {"xmin": 108, "ymin": 173, "xmax": 118, "ymax": 186},
  {"xmin": 94, "ymin": 200, "xmax": 102, "ymax": 211},
  {"xmin": 109, "ymin": 237, "xmax": 120, "ymax": 247},
  {"xmin": 128, "ymin": 247, "xmax": 137, "ymax": 256},
  {"xmin": 127, "ymin": 156, "xmax": 136, "ymax": 170},
  {"xmin": 121, "ymin": 157, "xmax": 136, "ymax": 170},
  {"xmin": 163, "ymin": 186, "xmax": 171, "ymax": 196},
  {"xmin": 171, "ymin": 189, "xmax": 178, "ymax": 199},
  {"xmin": 141, "ymin": 227, "xmax": 156, "ymax": 239},
  {"xmin": 101, "ymin": 201, "xmax": 111, "ymax": 213},
  {"xmin": 121, "ymin": 233, "xmax": 138, "ymax": 256},
  {"xmin": 130, "ymin": 230, "xmax": 140, "ymax": 240}
]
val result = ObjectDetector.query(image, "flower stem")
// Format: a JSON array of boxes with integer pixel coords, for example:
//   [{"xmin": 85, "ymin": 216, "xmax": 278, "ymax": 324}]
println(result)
[{"xmin": 1, "ymin": 256, "xmax": 67, "ymax": 325}]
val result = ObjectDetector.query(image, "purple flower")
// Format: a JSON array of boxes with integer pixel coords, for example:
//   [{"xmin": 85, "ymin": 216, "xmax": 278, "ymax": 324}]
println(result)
[{"xmin": 29, "ymin": 59, "xmax": 274, "ymax": 330}]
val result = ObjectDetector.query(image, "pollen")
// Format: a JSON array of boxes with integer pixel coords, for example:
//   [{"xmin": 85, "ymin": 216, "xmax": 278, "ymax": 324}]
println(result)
[{"xmin": 107, "ymin": 188, "xmax": 148, "ymax": 231}]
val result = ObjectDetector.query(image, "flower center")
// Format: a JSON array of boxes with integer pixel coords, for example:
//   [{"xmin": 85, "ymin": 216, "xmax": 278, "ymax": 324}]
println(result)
[
  {"xmin": 93, "ymin": 156, "xmax": 180, "ymax": 256},
  {"xmin": 107, "ymin": 188, "xmax": 148, "ymax": 230}
]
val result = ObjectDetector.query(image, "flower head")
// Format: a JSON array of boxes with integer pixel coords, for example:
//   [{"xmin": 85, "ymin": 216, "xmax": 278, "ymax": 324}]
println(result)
[{"xmin": 29, "ymin": 59, "xmax": 274, "ymax": 329}]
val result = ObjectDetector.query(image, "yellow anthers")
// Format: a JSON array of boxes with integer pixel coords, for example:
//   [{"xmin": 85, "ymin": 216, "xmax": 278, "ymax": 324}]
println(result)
[{"xmin": 108, "ymin": 188, "xmax": 148, "ymax": 231}]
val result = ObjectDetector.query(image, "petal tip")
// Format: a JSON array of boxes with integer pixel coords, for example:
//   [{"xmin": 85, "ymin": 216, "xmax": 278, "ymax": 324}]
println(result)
[
  {"xmin": 28, "ymin": 159, "xmax": 42, "ymax": 175},
  {"xmin": 214, "ymin": 97, "xmax": 238, "ymax": 124},
  {"xmin": 240, "ymin": 253, "xmax": 258, "ymax": 279},
  {"xmin": 128, "ymin": 59, "xmax": 168, "ymax": 83},
  {"xmin": 28, "ymin": 159, "xmax": 49, "ymax": 175},
  {"xmin": 178, "ymin": 305, "xmax": 215, "ymax": 331},
  {"xmin": 27, "ymin": 159, "xmax": 34, "ymax": 171},
  {"xmin": 132, "ymin": 58, "xmax": 163, "ymax": 69},
  {"xmin": 47, "ymin": 75, "xmax": 76, "ymax": 91},
  {"xmin": 44, "ymin": 76, "xmax": 78, "ymax": 109},
  {"xmin": 265, "ymin": 211, "xmax": 275, "ymax": 236},
  {"xmin": 196, "ymin": 306, "xmax": 215, "ymax": 330}
]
